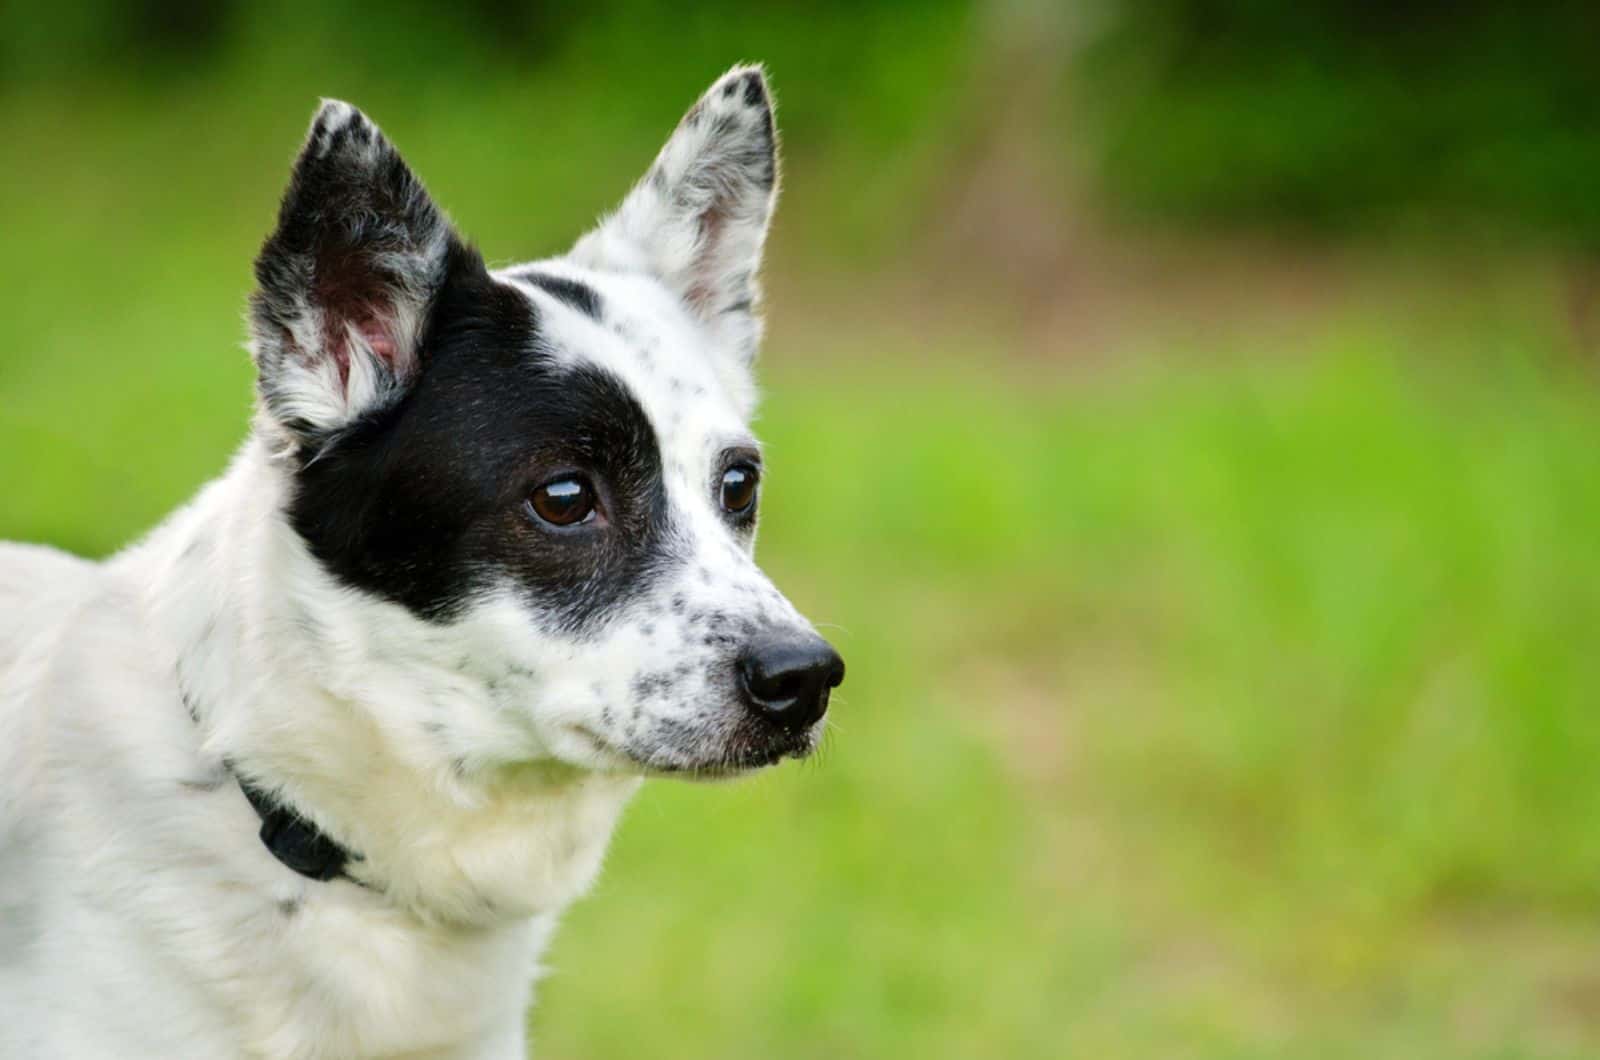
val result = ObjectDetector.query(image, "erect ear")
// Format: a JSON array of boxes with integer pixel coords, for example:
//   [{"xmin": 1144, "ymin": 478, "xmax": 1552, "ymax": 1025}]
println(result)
[
  {"xmin": 251, "ymin": 100, "xmax": 476, "ymax": 439},
  {"xmin": 570, "ymin": 64, "xmax": 779, "ymax": 368}
]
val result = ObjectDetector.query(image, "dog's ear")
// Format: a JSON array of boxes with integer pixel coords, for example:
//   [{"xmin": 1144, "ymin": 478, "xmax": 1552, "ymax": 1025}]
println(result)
[
  {"xmin": 571, "ymin": 65, "xmax": 779, "ymax": 369},
  {"xmin": 251, "ymin": 100, "xmax": 477, "ymax": 438}
]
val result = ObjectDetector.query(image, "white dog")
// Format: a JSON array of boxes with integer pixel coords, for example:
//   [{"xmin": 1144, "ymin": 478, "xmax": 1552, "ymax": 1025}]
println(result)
[{"xmin": 0, "ymin": 64, "xmax": 842, "ymax": 1058}]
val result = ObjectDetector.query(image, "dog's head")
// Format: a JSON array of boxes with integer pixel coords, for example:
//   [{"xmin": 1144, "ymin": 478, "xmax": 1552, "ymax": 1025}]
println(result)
[{"xmin": 247, "ymin": 66, "xmax": 841, "ymax": 780}]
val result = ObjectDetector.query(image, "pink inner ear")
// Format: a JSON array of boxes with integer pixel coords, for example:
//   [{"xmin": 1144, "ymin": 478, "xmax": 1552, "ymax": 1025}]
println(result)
[
  {"xmin": 315, "ymin": 316, "xmax": 400, "ymax": 390},
  {"xmin": 312, "ymin": 249, "xmax": 407, "ymax": 388},
  {"xmin": 363, "ymin": 323, "xmax": 398, "ymax": 365},
  {"xmin": 357, "ymin": 315, "xmax": 412, "ymax": 380}
]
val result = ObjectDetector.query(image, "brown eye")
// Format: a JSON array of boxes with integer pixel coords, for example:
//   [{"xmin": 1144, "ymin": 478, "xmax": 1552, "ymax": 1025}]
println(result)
[
  {"xmin": 528, "ymin": 476, "xmax": 596, "ymax": 528},
  {"xmin": 720, "ymin": 465, "xmax": 759, "ymax": 515}
]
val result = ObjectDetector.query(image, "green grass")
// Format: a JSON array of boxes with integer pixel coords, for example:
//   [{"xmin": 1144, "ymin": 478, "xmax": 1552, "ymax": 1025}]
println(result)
[
  {"xmin": 565, "ymin": 338, "xmax": 1600, "ymax": 1060},
  {"xmin": 5, "ymin": 62, "xmax": 1600, "ymax": 1060}
]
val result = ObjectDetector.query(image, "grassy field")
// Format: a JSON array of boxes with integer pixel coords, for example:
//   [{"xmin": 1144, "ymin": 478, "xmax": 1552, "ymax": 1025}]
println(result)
[
  {"xmin": 4, "ymin": 61, "xmax": 1600, "ymax": 1060},
  {"xmin": 533, "ymin": 330, "xmax": 1600, "ymax": 1059}
]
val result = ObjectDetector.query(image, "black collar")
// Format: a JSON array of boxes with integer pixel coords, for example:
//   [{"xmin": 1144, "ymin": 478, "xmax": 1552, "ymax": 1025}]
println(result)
[{"xmin": 234, "ymin": 772, "xmax": 362, "ymax": 883}]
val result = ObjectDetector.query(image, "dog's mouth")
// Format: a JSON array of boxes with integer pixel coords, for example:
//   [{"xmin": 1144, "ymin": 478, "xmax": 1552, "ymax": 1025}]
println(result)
[{"xmin": 567, "ymin": 720, "xmax": 819, "ymax": 780}]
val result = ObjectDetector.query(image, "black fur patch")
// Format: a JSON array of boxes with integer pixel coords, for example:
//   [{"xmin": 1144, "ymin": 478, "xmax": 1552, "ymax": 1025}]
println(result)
[
  {"xmin": 287, "ymin": 255, "xmax": 678, "ymax": 634},
  {"xmin": 512, "ymin": 270, "xmax": 603, "ymax": 319},
  {"xmin": 741, "ymin": 71, "xmax": 766, "ymax": 107}
]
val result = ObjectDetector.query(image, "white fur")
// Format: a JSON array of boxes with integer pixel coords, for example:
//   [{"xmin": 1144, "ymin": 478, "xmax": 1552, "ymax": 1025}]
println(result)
[{"xmin": 0, "ymin": 66, "xmax": 816, "ymax": 1058}]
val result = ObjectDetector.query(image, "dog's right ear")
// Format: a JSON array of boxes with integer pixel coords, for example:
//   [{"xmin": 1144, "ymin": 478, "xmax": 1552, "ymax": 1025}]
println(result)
[
  {"xmin": 570, "ymin": 66, "xmax": 779, "ymax": 377},
  {"xmin": 250, "ymin": 100, "xmax": 476, "ymax": 439}
]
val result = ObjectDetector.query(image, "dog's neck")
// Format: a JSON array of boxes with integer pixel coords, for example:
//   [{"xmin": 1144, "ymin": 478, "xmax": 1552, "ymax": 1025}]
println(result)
[{"xmin": 131, "ymin": 431, "xmax": 639, "ymax": 927}]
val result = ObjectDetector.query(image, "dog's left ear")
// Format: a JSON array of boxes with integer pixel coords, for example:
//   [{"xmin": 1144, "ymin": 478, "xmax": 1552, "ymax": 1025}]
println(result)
[
  {"xmin": 251, "ymin": 100, "xmax": 477, "ymax": 439},
  {"xmin": 571, "ymin": 65, "xmax": 779, "ymax": 370}
]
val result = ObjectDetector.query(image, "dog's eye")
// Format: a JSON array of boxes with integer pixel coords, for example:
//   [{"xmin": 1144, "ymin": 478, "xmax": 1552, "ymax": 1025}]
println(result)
[
  {"xmin": 527, "ymin": 476, "xmax": 597, "ymax": 528},
  {"xmin": 720, "ymin": 465, "xmax": 760, "ymax": 515}
]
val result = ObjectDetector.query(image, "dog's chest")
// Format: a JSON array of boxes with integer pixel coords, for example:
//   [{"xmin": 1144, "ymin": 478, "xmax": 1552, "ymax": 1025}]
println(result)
[
  {"xmin": 220, "ymin": 896, "xmax": 555, "ymax": 1058},
  {"xmin": 8, "ymin": 799, "xmax": 560, "ymax": 1059},
  {"xmin": 1, "ymin": 574, "xmax": 595, "ymax": 1058}
]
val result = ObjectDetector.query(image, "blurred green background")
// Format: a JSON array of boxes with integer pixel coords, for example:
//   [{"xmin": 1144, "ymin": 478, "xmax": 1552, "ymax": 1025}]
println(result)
[{"xmin": 4, "ymin": 2, "xmax": 1599, "ymax": 1057}]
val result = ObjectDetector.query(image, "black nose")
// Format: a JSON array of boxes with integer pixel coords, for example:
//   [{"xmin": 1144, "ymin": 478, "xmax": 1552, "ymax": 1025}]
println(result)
[{"xmin": 737, "ymin": 633, "xmax": 845, "ymax": 732}]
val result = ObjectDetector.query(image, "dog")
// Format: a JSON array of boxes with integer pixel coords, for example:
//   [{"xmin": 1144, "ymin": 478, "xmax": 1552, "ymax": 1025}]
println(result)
[{"xmin": 0, "ymin": 64, "xmax": 843, "ymax": 1058}]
